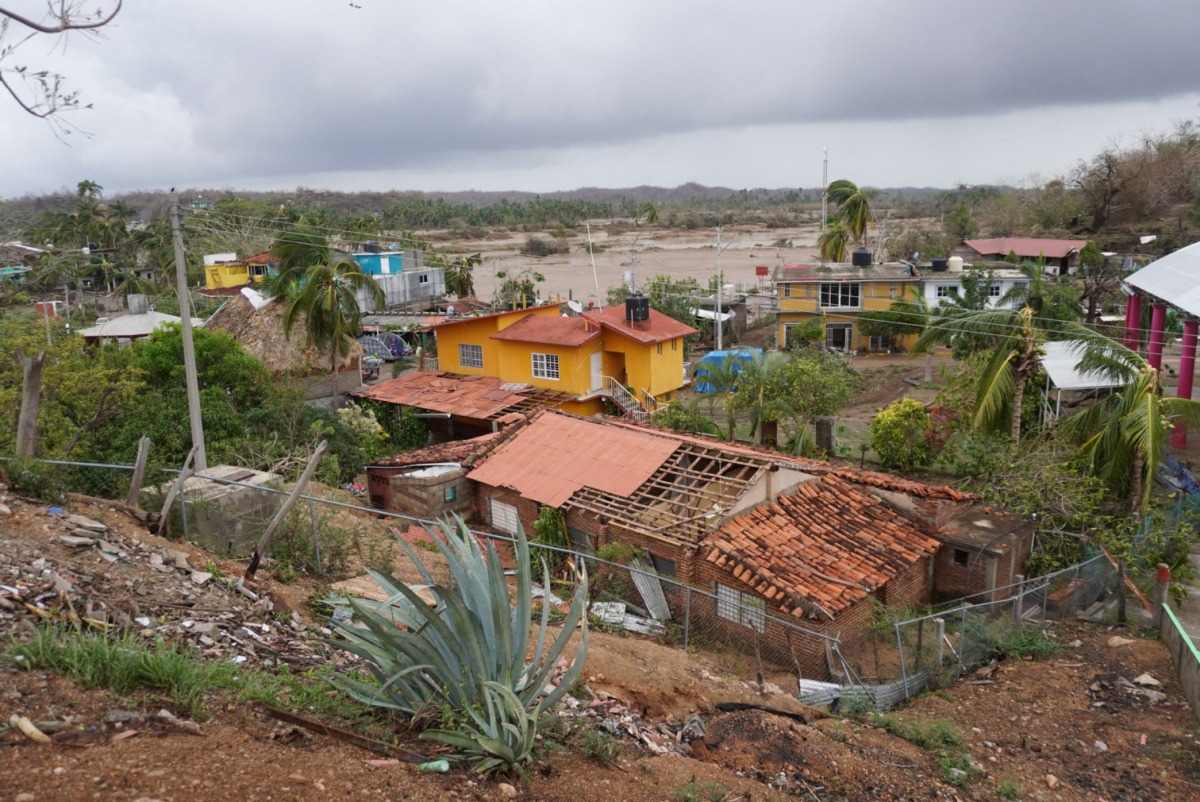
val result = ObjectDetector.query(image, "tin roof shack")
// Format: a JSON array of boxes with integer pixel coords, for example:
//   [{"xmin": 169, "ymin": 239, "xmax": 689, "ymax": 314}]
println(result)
[
  {"xmin": 171, "ymin": 465, "xmax": 281, "ymax": 556},
  {"xmin": 367, "ymin": 433, "xmax": 507, "ymax": 518}
]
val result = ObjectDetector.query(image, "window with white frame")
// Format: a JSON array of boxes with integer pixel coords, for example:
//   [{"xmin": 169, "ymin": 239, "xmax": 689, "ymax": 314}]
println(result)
[
  {"xmin": 782, "ymin": 284, "xmax": 793, "ymax": 298},
  {"xmin": 418, "ymin": 273, "xmax": 429, "ymax": 284},
  {"xmin": 819, "ymin": 282, "xmax": 860, "ymax": 308},
  {"xmin": 716, "ymin": 583, "xmax": 766, "ymax": 632},
  {"xmin": 987, "ymin": 284, "xmax": 1003, "ymax": 298},
  {"xmin": 459, "ymin": 343, "xmax": 483, "ymax": 369},
  {"xmin": 935, "ymin": 285, "xmax": 959, "ymax": 299},
  {"xmin": 531, "ymin": 352, "xmax": 560, "ymax": 380}
]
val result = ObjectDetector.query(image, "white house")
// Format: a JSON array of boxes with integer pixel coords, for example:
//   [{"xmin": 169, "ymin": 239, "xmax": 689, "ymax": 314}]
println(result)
[{"xmin": 919, "ymin": 257, "xmax": 1029, "ymax": 311}]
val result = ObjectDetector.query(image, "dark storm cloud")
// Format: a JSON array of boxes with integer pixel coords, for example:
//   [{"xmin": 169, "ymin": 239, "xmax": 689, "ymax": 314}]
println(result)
[{"xmin": 3, "ymin": 0, "xmax": 1199, "ymax": 195}]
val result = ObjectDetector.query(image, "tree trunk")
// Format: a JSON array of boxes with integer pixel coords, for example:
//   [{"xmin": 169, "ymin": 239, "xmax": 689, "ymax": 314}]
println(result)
[
  {"xmin": 16, "ymin": 350, "xmax": 46, "ymax": 457},
  {"xmin": 1130, "ymin": 450, "xmax": 1144, "ymax": 515},
  {"xmin": 1010, "ymin": 375, "xmax": 1026, "ymax": 444}
]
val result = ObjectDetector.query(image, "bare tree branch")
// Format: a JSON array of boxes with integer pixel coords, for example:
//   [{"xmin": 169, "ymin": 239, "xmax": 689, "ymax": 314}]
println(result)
[{"xmin": 0, "ymin": 1, "xmax": 122, "ymax": 35}]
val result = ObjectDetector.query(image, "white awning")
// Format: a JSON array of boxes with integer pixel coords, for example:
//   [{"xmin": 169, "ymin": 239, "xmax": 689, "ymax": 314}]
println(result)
[
  {"xmin": 1125, "ymin": 239, "xmax": 1200, "ymax": 317},
  {"xmin": 694, "ymin": 308, "xmax": 734, "ymax": 322},
  {"xmin": 1041, "ymin": 340, "xmax": 1127, "ymax": 391}
]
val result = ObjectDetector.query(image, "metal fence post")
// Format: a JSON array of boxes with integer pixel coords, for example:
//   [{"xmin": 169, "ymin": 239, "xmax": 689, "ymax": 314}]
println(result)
[
  {"xmin": 309, "ymin": 497, "xmax": 322, "ymax": 574},
  {"xmin": 683, "ymin": 586, "xmax": 691, "ymax": 652},
  {"xmin": 894, "ymin": 622, "xmax": 909, "ymax": 698},
  {"xmin": 934, "ymin": 618, "xmax": 945, "ymax": 667}
]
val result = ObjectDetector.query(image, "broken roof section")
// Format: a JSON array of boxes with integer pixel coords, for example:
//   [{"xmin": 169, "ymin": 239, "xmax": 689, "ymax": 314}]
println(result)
[
  {"xmin": 354, "ymin": 372, "xmax": 575, "ymax": 422},
  {"xmin": 705, "ymin": 475, "xmax": 942, "ymax": 619},
  {"xmin": 467, "ymin": 413, "xmax": 680, "ymax": 507},
  {"xmin": 371, "ymin": 430, "xmax": 509, "ymax": 469}
]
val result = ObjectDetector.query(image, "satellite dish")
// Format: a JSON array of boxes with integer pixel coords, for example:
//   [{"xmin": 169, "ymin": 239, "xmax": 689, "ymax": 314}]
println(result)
[{"xmin": 567, "ymin": 300, "xmax": 583, "ymax": 314}]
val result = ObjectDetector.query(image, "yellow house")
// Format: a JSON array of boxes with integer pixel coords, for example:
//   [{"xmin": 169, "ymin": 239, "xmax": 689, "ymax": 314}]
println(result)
[
  {"xmin": 433, "ymin": 300, "xmax": 696, "ymax": 420},
  {"xmin": 203, "ymin": 251, "xmax": 276, "ymax": 291},
  {"xmin": 773, "ymin": 262, "xmax": 922, "ymax": 353}
]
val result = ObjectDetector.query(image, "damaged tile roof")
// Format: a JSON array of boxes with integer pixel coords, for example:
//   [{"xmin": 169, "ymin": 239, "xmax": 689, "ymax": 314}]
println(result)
[
  {"xmin": 467, "ymin": 412, "xmax": 680, "ymax": 507},
  {"xmin": 583, "ymin": 305, "xmax": 698, "ymax": 344},
  {"xmin": 353, "ymin": 372, "xmax": 573, "ymax": 421},
  {"xmin": 704, "ymin": 475, "xmax": 941, "ymax": 620},
  {"xmin": 370, "ymin": 430, "xmax": 510, "ymax": 469},
  {"xmin": 489, "ymin": 314, "xmax": 602, "ymax": 347}
]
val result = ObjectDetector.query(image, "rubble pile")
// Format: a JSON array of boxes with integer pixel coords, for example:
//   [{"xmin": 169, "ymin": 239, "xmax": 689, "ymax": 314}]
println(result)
[{"xmin": 0, "ymin": 486, "xmax": 326, "ymax": 670}]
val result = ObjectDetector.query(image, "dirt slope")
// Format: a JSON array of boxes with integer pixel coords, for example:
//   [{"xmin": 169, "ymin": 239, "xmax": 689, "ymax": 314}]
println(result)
[{"xmin": 2, "ymin": 492, "xmax": 1198, "ymax": 802}]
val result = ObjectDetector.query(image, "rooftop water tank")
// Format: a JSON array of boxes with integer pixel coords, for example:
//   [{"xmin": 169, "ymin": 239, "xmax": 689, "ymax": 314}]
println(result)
[
  {"xmin": 625, "ymin": 293, "xmax": 650, "ymax": 322},
  {"xmin": 930, "ymin": 257, "xmax": 949, "ymax": 272},
  {"xmin": 851, "ymin": 248, "xmax": 872, "ymax": 267},
  {"xmin": 363, "ymin": 241, "xmax": 381, "ymax": 254},
  {"xmin": 948, "ymin": 256, "xmax": 965, "ymax": 272}
]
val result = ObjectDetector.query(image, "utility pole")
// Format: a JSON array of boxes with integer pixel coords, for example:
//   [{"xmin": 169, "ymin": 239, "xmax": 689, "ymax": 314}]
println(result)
[
  {"xmin": 716, "ymin": 226, "xmax": 723, "ymax": 352},
  {"xmin": 821, "ymin": 146, "xmax": 829, "ymax": 233},
  {"xmin": 585, "ymin": 222, "xmax": 600, "ymax": 302},
  {"xmin": 170, "ymin": 196, "xmax": 208, "ymax": 472}
]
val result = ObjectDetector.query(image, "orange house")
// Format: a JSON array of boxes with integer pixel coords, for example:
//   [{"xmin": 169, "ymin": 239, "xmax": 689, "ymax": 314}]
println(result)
[{"xmin": 432, "ymin": 299, "xmax": 696, "ymax": 421}]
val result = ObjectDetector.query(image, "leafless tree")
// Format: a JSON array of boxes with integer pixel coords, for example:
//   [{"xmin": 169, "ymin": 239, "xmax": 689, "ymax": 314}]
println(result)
[{"xmin": 0, "ymin": 2, "xmax": 122, "ymax": 132}]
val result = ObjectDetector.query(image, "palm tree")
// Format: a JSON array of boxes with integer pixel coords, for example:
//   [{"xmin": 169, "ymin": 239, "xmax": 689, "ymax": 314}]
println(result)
[
  {"xmin": 826, "ymin": 179, "xmax": 876, "ymax": 245},
  {"xmin": 1063, "ymin": 343, "xmax": 1200, "ymax": 512},
  {"xmin": 76, "ymin": 180, "xmax": 103, "ymax": 201},
  {"xmin": 640, "ymin": 202, "xmax": 661, "ymax": 226},
  {"xmin": 445, "ymin": 252, "xmax": 481, "ymax": 298},
  {"xmin": 914, "ymin": 306, "xmax": 1110, "ymax": 444},
  {"xmin": 1000, "ymin": 259, "xmax": 1080, "ymax": 331},
  {"xmin": 730, "ymin": 350, "xmax": 796, "ymax": 444},
  {"xmin": 817, "ymin": 218, "xmax": 849, "ymax": 263},
  {"xmin": 281, "ymin": 261, "xmax": 386, "ymax": 375},
  {"xmin": 272, "ymin": 225, "xmax": 331, "ymax": 272}
]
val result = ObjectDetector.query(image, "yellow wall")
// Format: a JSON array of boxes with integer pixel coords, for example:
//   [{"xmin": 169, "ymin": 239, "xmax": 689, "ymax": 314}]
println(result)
[
  {"xmin": 775, "ymin": 279, "xmax": 920, "ymax": 352},
  {"xmin": 203, "ymin": 263, "xmax": 269, "ymax": 290},
  {"xmin": 434, "ymin": 308, "xmax": 690, "ymax": 406}
]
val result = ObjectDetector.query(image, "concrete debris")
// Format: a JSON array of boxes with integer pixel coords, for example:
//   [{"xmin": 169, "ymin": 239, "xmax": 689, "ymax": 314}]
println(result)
[
  {"xmin": 1094, "ymin": 740, "xmax": 1109, "ymax": 752},
  {"xmin": 1133, "ymin": 673, "xmax": 1162, "ymax": 688},
  {"xmin": 0, "ymin": 502, "xmax": 332, "ymax": 675},
  {"xmin": 1107, "ymin": 635, "xmax": 1136, "ymax": 648},
  {"xmin": 64, "ymin": 514, "xmax": 108, "ymax": 533}
]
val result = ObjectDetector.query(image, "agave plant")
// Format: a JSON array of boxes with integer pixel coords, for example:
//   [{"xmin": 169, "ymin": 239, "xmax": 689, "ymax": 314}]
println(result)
[{"xmin": 325, "ymin": 515, "xmax": 588, "ymax": 778}]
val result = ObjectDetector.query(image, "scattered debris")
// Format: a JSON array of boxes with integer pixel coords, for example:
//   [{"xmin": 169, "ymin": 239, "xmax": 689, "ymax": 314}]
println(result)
[
  {"xmin": 1107, "ymin": 635, "xmax": 1136, "ymax": 648},
  {"xmin": 9, "ymin": 715, "xmax": 51, "ymax": 744},
  {"xmin": 1133, "ymin": 673, "xmax": 1162, "ymax": 688}
]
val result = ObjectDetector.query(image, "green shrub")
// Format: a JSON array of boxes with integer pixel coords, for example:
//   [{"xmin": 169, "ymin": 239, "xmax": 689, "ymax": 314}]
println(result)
[
  {"xmin": 869, "ymin": 398, "xmax": 933, "ymax": 470},
  {"xmin": 579, "ymin": 728, "xmax": 621, "ymax": 767},
  {"xmin": 5, "ymin": 456, "xmax": 66, "ymax": 502},
  {"xmin": 675, "ymin": 780, "xmax": 731, "ymax": 802}
]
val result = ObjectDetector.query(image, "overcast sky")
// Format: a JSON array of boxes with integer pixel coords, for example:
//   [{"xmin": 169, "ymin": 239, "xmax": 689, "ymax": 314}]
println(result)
[{"xmin": 2, "ymin": 0, "xmax": 1198, "ymax": 200}]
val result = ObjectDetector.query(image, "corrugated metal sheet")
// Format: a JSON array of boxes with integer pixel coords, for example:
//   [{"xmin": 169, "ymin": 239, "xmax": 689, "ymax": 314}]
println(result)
[
  {"xmin": 629, "ymin": 558, "xmax": 672, "ymax": 621},
  {"xmin": 1125, "ymin": 240, "xmax": 1200, "ymax": 318},
  {"xmin": 468, "ymin": 413, "xmax": 679, "ymax": 507}
]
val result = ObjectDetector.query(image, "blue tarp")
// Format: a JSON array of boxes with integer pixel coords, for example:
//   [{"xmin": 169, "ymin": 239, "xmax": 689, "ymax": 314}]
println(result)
[{"xmin": 693, "ymin": 349, "xmax": 762, "ymax": 394}]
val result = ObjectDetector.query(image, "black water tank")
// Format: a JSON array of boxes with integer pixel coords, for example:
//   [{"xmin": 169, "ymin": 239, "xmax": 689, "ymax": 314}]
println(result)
[
  {"xmin": 931, "ymin": 257, "xmax": 948, "ymax": 272},
  {"xmin": 363, "ymin": 240, "xmax": 381, "ymax": 254},
  {"xmin": 625, "ymin": 293, "xmax": 650, "ymax": 322},
  {"xmin": 851, "ymin": 248, "xmax": 872, "ymax": 267}
]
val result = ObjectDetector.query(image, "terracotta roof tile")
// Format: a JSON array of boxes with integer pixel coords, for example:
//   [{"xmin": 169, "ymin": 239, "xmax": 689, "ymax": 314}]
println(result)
[
  {"xmin": 582, "ymin": 305, "xmax": 697, "ymax": 344},
  {"xmin": 490, "ymin": 314, "xmax": 602, "ymax": 347},
  {"xmin": 370, "ymin": 430, "xmax": 509, "ymax": 469},
  {"xmin": 703, "ymin": 476, "xmax": 941, "ymax": 620},
  {"xmin": 354, "ymin": 371, "xmax": 568, "ymax": 420}
]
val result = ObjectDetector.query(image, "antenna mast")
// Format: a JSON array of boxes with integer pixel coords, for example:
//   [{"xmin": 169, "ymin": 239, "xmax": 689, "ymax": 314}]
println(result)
[{"xmin": 821, "ymin": 146, "xmax": 829, "ymax": 232}]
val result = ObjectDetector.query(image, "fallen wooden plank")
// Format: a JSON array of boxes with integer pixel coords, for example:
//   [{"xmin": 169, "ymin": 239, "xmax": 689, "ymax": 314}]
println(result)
[{"xmin": 251, "ymin": 702, "xmax": 427, "ymax": 763}]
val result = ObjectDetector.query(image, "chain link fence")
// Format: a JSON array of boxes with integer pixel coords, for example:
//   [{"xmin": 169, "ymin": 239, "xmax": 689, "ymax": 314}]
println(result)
[{"xmin": 0, "ymin": 454, "xmax": 1122, "ymax": 710}]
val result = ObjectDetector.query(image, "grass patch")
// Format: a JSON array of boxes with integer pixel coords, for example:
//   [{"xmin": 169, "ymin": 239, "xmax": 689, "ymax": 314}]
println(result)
[
  {"xmin": 675, "ymin": 780, "xmax": 731, "ymax": 802},
  {"xmin": 4, "ymin": 626, "xmax": 375, "ymax": 725},
  {"xmin": 997, "ymin": 777, "xmax": 1022, "ymax": 799},
  {"xmin": 578, "ymin": 727, "xmax": 621, "ymax": 767},
  {"xmin": 869, "ymin": 713, "xmax": 977, "ymax": 786}
]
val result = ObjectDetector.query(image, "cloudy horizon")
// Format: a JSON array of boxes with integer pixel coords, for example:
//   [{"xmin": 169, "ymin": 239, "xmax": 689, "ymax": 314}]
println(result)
[{"xmin": 2, "ymin": 1, "xmax": 1198, "ymax": 200}]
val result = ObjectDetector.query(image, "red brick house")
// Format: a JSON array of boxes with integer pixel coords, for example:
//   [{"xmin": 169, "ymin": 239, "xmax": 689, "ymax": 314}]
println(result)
[{"xmin": 459, "ymin": 410, "xmax": 1035, "ymax": 678}]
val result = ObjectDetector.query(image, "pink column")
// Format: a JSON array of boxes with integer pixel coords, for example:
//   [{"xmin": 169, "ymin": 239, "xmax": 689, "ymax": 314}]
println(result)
[
  {"xmin": 1123, "ymin": 293, "xmax": 1142, "ymax": 352},
  {"xmin": 1172, "ymin": 317, "xmax": 1198, "ymax": 448},
  {"xmin": 1148, "ymin": 302, "xmax": 1167, "ymax": 371}
]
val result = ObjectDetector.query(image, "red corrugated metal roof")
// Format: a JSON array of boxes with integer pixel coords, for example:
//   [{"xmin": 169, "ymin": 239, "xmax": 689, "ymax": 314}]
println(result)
[
  {"xmin": 704, "ymin": 476, "xmax": 941, "ymax": 619},
  {"xmin": 964, "ymin": 238, "xmax": 1088, "ymax": 260},
  {"xmin": 468, "ymin": 413, "xmax": 679, "ymax": 507},
  {"xmin": 354, "ymin": 372, "xmax": 532, "ymax": 419},
  {"xmin": 490, "ymin": 315, "xmax": 602, "ymax": 347},
  {"xmin": 583, "ymin": 305, "xmax": 698, "ymax": 344}
]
